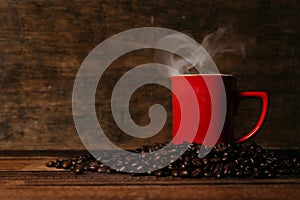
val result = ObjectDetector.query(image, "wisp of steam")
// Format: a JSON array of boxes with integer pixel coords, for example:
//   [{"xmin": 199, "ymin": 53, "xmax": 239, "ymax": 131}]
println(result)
[{"xmin": 155, "ymin": 27, "xmax": 245, "ymax": 75}]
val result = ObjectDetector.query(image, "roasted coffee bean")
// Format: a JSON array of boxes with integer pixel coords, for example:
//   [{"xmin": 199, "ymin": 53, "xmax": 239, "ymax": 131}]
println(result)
[
  {"xmin": 202, "ymin": 158, "xmax": 209, "ymax": 165},
  {"xmin": 256, "ymin": 147, "xmax": 263, "ymax": 153},
  {"xmin": 277, "ymin": 169, "xmax": 289, "ymax": 175},
  {"xmin": 179, "ymin": 163, "xmax": 187, "ymax": 170},
  {"xmin": 210, "ymin": 157, "xmax": 221, "ymax": 163},
  {"xmin": 166, "ymin": 163, "xmax": 173, "ymax": 169},
  {"xmin": 45, "ymin": 161, "xmax": 55, "ymax": 167},
  {"xmin": 106, "ymin": 167, "xmax": 116, "ymax": 173},
  {"xmin": 74, "ymin": 166, "xmax": 83, "ymax": 175},
  {"xmin": 154, "ymin": 170, "xmax": 164, "ymax": 177},
  {"xmin": 218, "ymin": 142, "xmax": 228, "ymax": 152},
  {"xmin": 70, "ymin": 165, "xmax": 75, "ymax": 171},
  {"xmin": 224, "ymin": 164, "xmax": 236, "ymax": 176},
  {"xmin": 55, "ymin": 160, "xmax": 63, "ymax": 168},
  {"xmin": 76, "ymin": 159, "xmax": 84, "ymax": 164},
  {"xmin": 215, "ymin": 171, "xmax": 223, "ymax": 178},
  {"xmin": 62, "ymin": 160, "xmax": 71, "ymax": 169},
  {"xmin": 266, "ymin": 157, "xmax": 274, "ymax": 164},
  {"xmin": 212, "ymin": 146, "xmax": 220, "ymax": 155},
  {"xmin": 83, "ymin": 165, "xmax": 90, "ymax": 171},
  {"xmin": 250, "ymin": 158, "xmax": 255, "ymax": 165},
  {"xmin": 191, "ymin": 168, "xmax": 203, "ymax": 177},
  {"xmin": 222, "ymin": 152, "xmax": 228, "ymax": 157},
  {"xmin": 179, "ymin": 169, "xmax": 190, "ymax": 177},
  {"xmin": 45, "ymin": 142, "xmax": 299, "ymax": 179},
  {"xmin": 248, "ymin": 143, "xmax": 257, "ymax": 151},
  {"xmin": 221, "ymin": 157, "xmax": 229, "ymax": 162},
  {"xmin": 88, "ymin": 162, "xmax": 99, "ymax": 172},
  {"xmin": 71, "ymin": 160, "xmax": 77, "ymax": 166},
  {"xmin": 235, "ymin": 170, "xmax": 244, "ymax": 177},
  {"xmin": 259, "ymin": 162, "xmax": 267, "ymax": 168},
  {"xmin": 204, "ymin": 171, "xmax": 213, "ymax": 177},
  {"xmin": 97, "ymin": 166, "xmax": 108, "ymax": 173},
  {"xmin": 171, "ymin": 170, "xmax": 179, "ymax": 177},
  {"xmin": 135, "ymin": 147, "xmax": 142, "ymax": 153},
  {"xmin": 191, "ymin": 158, "xmax": 202, "ymax": 167}
]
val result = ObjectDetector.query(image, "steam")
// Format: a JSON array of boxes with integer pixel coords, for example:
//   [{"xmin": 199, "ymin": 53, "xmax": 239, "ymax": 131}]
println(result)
[
  {"xmin": 201, "ymin": 27, "xmax": 245, "ymax": 60},
  {"xmin": 155, "ymin": 27, "xmax": 245, "ymax": 75}
]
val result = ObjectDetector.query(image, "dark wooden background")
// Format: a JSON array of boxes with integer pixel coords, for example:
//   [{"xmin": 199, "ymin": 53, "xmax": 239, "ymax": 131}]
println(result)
[{"xmin": 0, "ymin": 0, "xmax": 299, "ymax": 150}]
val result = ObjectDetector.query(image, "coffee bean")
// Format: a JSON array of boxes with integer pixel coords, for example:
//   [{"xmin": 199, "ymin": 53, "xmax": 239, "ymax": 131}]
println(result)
[
  {"xmin": 210, "ymin": 157, "xmax": 221, "ymax": 163},
  {"xmin": 215, "ymin": 172, "xmax": 223, "ymax": 178},
  {"xmin": 45, "ymin": 142, "xmax": 299, "ymax": 179},
  {"xmin": 89, "ymin": 162, "xmax": 99, "ymax": 172},
  {"xmin": 74, "ymin": 166, "xmax": 83, "ymax": 175},
  {"xmin": 62, "ymin": 160, "xmax": 71, "ymax": 169},
  {"xmin": 259, "ymin": 162, "xmax": 267, "ymax": 168},
  {"xmin": 70, "ymin": 165, "xmax": 75, "ymax": 171},
  {"xmin": 256, "ymin": 147, "xmax": 263, "ymax": 153},
  {"xmin": 204, "ymin": 171, "xmax": 213, "ymax": 177},
  {"xmin": 179, "ymin": 163, "xmax": 187, "ymax": 170},
  {"xmin": 191, "ymin": 158, "xmax": 202, "ymax": 167},
  {"xmin": 222, "ymin": 156, "xmax": 229, "ymax": 162},
  {"xmin": 55, "ymin": 160, "xmax": 63, "ymax": 169},
  {"xmin": 135, "ymin": 147, "xmax": 142, "ymax": 153},
  {"xmin": 171, "ymin": 170, "xmax": 179, "ymax": 177},
  {"xmin": 154, "ymin": 170, "xmax": 164, "ymax": 177},
  {"xmin": 248, "ymin": 143, "xmax": 257, "ymax": 151},
  {"xmin": 45, "ymin": 161, "xmax": 55, "ymax": 167},
  {"xmin": 235, "ymin": 170, "xmax": 244, "ymax": 177},
  {"xmin": 191, "ymin": 168, "xmax": 203, "ymax": 177},
  {"xmin": 97, "ymin": 166, "xmax": 108, "ymax": 173},
  {"xmin": 179, "ymin": 169, "xmax": 190, "ymax": 177},
  {"xmin": 83, "ymin": 164, "xmax": 90, "ymax": 171},
  {"xmin": 212, "ymin": 147, "xmax": 220, "ymax": 155},
  {"xmin": 106, "ymin": 167, "xmax": 116, "ymax": 173},
  {"xmin": 266, "ymin": 157, "xmax": 274, "ymax": 164},
  {"xmin": 202, "ymin": 158, "xmax": 209, "ymax": 165}
]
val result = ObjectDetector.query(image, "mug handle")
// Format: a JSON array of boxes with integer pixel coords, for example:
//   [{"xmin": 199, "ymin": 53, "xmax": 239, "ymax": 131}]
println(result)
[{"xmin": 235, "ymin": 91, "xmax": 269, "ymax": 143}]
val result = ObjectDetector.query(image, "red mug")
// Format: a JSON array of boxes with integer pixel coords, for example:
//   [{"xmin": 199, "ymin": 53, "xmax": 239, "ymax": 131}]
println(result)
[{"xmin": 172, "ymin": 74, "xmax": 269, "ymax": 146}]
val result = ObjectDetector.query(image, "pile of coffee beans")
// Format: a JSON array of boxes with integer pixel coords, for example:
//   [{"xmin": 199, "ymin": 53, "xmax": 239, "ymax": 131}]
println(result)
[{"xmin": 46, "ymin": 142, "xmax": 299, "ymax": 178}]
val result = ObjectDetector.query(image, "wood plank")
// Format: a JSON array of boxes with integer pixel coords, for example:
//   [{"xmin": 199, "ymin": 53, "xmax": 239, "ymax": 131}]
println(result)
[{"xmin": 0, "ymin": 184, "xmax": 298, "ymax": 200}]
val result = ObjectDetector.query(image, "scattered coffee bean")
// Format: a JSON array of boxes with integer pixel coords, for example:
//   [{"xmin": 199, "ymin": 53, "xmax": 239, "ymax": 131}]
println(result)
[
  {"xmin": 171, "ymin": 170, "xmax": 179, "ymax": 177},
  {"xmin": 83, "ymin": 164, "xmax": 90, "ymax": 171},
  {"xmin": 45, "ymin": 161, "xmax": 55, "ymax": 167},
  {"xmin": 89, "ymin": 162, "xmax": 99, "ymax": 172},
  {"xmin": 204, "ymin": 171, "xmax": 213, "ymax": 177},
  {"xmin": 179, "ymin": 169, "xmax": 189, "ymax": 177},
  {"xmin": 55, "ymin": 160, "xmax": 62, "ymax": 168},
  {"xmin": 74, "ymin": 166, "xmax": 83, "ymax": 175},
  {"xmin": 191, "ymin": 158, "xmax": 202, "ymax": 167},
  {"xmin": 191, "ymin": 168, "xmax": 203, "ymax": 177},
  {"xmin": 45, "ymin": 142, "xmax": 300, "ymax": 179},
  {"xmin": 62, "ymin": 160, "xmax": 71, "ymax": 169},
  {"xmin": 154, "ymin": 170, "xmax": 164, "ymax": 177},
  {"xmin": 97, "ymin": 165, "xmax": 108, "ymax": 173}
]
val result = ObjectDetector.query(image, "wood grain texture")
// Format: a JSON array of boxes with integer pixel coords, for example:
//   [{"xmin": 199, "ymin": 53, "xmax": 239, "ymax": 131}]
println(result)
[
  {"xmin": 0, "ymin": 0, "xmax": 299, "ymax": 150},
  {"xmin": 1, "ymin": 184, "xmax": 299, "ymax": 200},
  {"xmin": 0, "ymin": 153, "xmax": 300, "ymax": 200}
]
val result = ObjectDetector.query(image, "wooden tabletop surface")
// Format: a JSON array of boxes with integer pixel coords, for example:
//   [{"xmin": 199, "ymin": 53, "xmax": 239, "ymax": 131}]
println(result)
[{"xmin": 1, "ymin": 151, "xmax": 299, "ymax": 200}]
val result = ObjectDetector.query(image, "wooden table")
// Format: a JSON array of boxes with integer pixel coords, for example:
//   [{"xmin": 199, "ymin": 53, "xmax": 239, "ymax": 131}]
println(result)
[{"xmin": 1, "ymin": 151, "xmax": 299, "ymax": 200}]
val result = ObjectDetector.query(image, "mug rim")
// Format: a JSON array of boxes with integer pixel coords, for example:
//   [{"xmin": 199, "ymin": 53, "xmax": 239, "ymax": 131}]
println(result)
[{"xmin": 171, "ymin": 74, "xmax": 234, "ymax": 77}]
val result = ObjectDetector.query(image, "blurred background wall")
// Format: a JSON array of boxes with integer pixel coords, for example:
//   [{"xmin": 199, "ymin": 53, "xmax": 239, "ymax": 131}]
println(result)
[{"xmin": 0, "ymin": 0, "xmax": 299, "ymax": 150}]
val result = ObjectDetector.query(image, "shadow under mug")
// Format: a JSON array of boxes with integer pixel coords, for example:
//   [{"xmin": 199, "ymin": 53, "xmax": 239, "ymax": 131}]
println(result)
[{"xmin": 171, "ymin": 74, "xmax": 269, "ymax": 146}]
